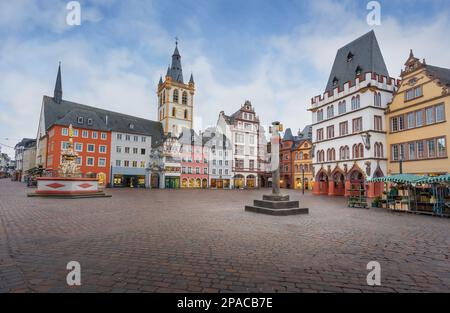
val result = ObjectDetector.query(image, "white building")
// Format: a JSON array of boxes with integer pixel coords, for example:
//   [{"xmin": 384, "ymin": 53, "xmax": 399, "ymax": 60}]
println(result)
[
  {"xmin": 14, "ymin": 138, "xmax": 36, "ymax": 182},
  {"xmin": 110, "ymin": 126, "xmax": 159, "ymax": 188},
  {"xmin": 310, "ymin": 30, "xmax": 397, "ymax": 198},
  {"xmin": 217, "ymin": 101, "xmax": 260, "ymax": 188},
  {"xmin": 203, "ymin": 128, "xmax": 233, "ymax": 189}
]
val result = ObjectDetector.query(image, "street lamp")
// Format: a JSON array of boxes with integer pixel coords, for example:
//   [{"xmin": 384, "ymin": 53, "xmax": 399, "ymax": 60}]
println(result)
[{"xmin": 302, "ymin": 167, "xmax": 305, "ymax": 195}]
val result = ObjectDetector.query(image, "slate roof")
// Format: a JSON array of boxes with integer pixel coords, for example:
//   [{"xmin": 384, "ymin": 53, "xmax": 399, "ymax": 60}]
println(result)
[
  {"xmin": 177, "ymin": 128, "xmax": 202, "ymax": 146},
  {"xmin": 15, "ymin": 138, "xmax": 36, "ymax": 149},
  {"xmin": 283, "ymin": 128, "xmax": 294, "ymax": 141},
  {"xmin": 426, "ymin": 64, "xmax": 450, "ymax": 86},
  {"xmin": 298, "ymin": 125, "xmax": 312, "ymax": 140},
  {"xmin": 42, "ymin": 96, "xmax": 163, "ymax": 147},
  {"xmin": 168, "ymin": 44, "xmax": 184, "ymax": 83},
  {"xmin": 325, "ymin": 30, "xmax": 389, "ymax": 93}
]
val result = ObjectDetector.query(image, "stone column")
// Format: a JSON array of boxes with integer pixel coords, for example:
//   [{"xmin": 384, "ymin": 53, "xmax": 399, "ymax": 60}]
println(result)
[{"xmin": 271, "ymin": 122, "xmax": 281, "ymax": 196}]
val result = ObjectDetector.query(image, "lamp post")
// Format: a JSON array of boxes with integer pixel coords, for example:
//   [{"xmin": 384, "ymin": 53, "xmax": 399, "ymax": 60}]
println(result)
[{"xmin": 302, "ymin": 167, "xmax": 305, "ymax": 195}]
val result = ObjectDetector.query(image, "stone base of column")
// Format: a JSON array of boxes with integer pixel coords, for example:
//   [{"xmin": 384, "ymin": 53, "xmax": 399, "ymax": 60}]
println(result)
[{"xmin": 245, "ymin": 194, "xmax": 309, "ymax": 216}]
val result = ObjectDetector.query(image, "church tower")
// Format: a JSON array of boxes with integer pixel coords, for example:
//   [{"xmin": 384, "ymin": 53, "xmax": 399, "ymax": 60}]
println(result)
[{"xmin": 157, "ymin": 41, "xmax": 195, "ymax": 136}]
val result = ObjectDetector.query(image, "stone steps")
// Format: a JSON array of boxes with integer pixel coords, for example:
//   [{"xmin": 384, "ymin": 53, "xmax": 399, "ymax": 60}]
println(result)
[
  {"xmin": 254, "ymin": 199, "xmax": 299, "ymax": 209},
  {"xmin": 245, "ymin": 205, "xmax": 309, "ymax": 216}
]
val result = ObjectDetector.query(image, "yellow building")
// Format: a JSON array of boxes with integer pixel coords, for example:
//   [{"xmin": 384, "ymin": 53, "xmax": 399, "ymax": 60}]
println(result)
[
  {"xmin": 292, "ymin": 138, "xmax": 313, "ymax": 190},
  {"xmin": 386, "ymin": 50, "xmax": 450, "ymax": 176}
]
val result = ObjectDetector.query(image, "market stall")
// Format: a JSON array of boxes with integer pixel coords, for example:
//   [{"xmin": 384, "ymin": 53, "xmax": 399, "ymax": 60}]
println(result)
[
  {"xmin": 416, "ymin": 174, "xmax": 450, "ymax": 216},
  {"xmin": 368, "ymin": 174, "xmax": 425, "ymax": 213}
]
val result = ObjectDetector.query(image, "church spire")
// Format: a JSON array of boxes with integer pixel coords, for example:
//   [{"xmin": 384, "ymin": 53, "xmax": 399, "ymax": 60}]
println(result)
[
  {"xmin": 170, "ymin": 40, "xmax": 184, "ymax": 83},
  {"xmin": 189, "ymin": 73, "xmax": 194, "ymax": 85},
  {"xmin": 54, "ymin": 62, "xmax": 62, "ymax": 104}
]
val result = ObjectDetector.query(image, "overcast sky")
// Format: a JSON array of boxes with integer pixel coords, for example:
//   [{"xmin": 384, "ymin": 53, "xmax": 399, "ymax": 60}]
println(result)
[{"xmin": 1, "ymin": 0, "xmax": 450, "ymax": 158}]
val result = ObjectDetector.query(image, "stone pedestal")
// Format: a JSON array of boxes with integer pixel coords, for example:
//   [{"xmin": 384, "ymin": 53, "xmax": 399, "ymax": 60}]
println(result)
[
  {"xmin": 28, "ymin": 177, "xmax": 111, "ymax": 198},
  {"xmin": 245, "ymin": 194, "xmax": 309, "ymax": 216}
]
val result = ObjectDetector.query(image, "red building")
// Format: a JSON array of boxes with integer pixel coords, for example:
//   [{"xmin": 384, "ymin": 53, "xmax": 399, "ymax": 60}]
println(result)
[
  {"xmin": 45, "ymin": 125, "xmax": 111, "ymax": 184},
  {"xmin": 179, "ymin": 129, "xmax": 209, "ymax": 188},
  {"xmin": 280, "ymin": 129, "xmax": 294, "ymax": 189}
]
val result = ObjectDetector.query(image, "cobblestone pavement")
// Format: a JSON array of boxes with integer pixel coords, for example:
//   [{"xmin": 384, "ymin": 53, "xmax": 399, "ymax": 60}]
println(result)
[{"xmin": 0, "ymin": 179, "xmax": 449, "ymax": 293}]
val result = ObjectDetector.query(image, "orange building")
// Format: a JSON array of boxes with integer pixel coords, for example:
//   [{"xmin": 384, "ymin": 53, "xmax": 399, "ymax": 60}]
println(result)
[{"xmin": 45, "ymin": 125, "xmax": 111, "ymax": 184}]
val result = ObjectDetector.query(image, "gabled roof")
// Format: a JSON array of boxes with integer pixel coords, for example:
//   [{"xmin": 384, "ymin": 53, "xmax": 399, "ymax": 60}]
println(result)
[
  {"xmin": 177, "ymin": 128, "xmax": 202, "ymax": 146},
  {"xmin": 42, "ymin": 96, "xmax": 163, "ymax": 147},
  {"xmin": 325, "ymin": 30, "xmax": 389, "ymax": 93}
]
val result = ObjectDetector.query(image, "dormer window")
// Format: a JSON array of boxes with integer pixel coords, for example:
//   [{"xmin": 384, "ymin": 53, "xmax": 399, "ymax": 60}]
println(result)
[
  {"xmin": 77, "ymin": 117, "xmax": 84, "ymax": 124},
  {"xmin": 355, "ymin": 66, "xmax": 362, "ymax": 76},
  {"xmin": 332, "ymin": 77, "xmax": 339, "ymax": 87},
  {"xmin": 347, "ymin": 52, "xmax": 354, "ymax": 62},
  {"xmin": 129, "ymin": 123, "xmax": 135, "ymax": 130},
  {"xmin": 87, "ymin": 118, "xmax": 93, "ymax": 125}
]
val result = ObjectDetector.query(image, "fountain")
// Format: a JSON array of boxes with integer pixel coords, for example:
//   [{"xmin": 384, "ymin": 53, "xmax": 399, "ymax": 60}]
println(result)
[
  {"xmin": 29, "ymin": 124, "xmax": 110, "ymax": 198},
  {"xmin": 245, "ymin": 121, "xmax": 308, "ymax": 215}
]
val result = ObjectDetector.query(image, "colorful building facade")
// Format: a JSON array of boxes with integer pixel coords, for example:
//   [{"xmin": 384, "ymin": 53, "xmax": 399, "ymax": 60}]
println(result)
[
  {"xmin": 217, "ymin": 101, "xmax": 261, "ymax": 189},
  {"xmin": 36, "ymin": 64, "xmax": 163, "ymax": 187},
  {"xmin": 386, "ymin": 51, "xmax": 450, "ymax": 176},
  {"xmin": 292, "ymin": 128, "xmax": 313, "ymax": 190},
  {"xmin": 45, "ymin": 125, "xmax": 111, "ymax": 184},
  {"xmin": 179, "ymin": 129, "xmax": 209, "ymax": 188}
]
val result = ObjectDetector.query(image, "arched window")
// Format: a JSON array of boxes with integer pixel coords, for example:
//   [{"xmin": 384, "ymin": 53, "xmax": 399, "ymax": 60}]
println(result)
[
  {"xmin": 358, "ymin": 143, "xmax": 364, "ymax": 158},
  {"xmin": 184, "ymin": 109, "xmax": 188, "ymax": 119},
  {"xmin": 317, "ymin": 109, "xmax": 324, "ymax": 122},
  {"xmin": 352, "ymin": 144, "xmax": 358, "ymax": 159},
  {"xmin": 338, "ymin": 101, "xmax": 346, "ymax": 114},
  {"xmin": 374, "ymin": 142, "xmax": 383, "ymax": 158},
  {"xmin": 356, "ymin": 95, "xmax": 360, "ymax": 108},
  {"xmin": 173, "ymin": 89, "xmax": 179, "ymax": 103},
  {"xmin": 172, "ymin": 107, "xmax": 176, "ymax": 117},
  {"xmin": 162, "ymin": 90, "xmax": 166, "ymax": 103},
  {"xmin": 327, "ymin": 105, "xmax": 334, "ymax": 119},
  {"xmin": 182, "ymin": 91, "xmax": 188, "ymax": 105},
  {"xmin": 299, "ymin": 152, "xmax": 304, "ymax": 160}
]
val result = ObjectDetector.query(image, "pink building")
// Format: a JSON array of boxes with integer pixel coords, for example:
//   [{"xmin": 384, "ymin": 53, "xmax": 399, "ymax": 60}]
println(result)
[{"xmin": 179, "ymin": 129, "xmax": 209, "ymax": 188}]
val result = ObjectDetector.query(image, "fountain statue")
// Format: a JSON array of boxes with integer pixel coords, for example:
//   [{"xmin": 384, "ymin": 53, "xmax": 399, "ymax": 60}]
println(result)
[
  {"xmin": 59, "ymin": 124, "xmax": 82, "ymax": 178},
  {"xmin": 244, "ymin": 121, "xmax": 308, "ymax": 215},
  {"xmin": 29, "ymin": 124, "xmax": 110, "ymax": 198}
]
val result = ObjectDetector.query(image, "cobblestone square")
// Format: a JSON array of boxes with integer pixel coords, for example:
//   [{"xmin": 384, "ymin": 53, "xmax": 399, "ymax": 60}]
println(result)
[{"xmin": 0, "ymin": 179, "xmax": 449, "ymax": 293}]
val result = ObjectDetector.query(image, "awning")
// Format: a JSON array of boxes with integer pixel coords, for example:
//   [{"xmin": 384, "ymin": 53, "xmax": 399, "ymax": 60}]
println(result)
[
  {"xmin": 367, "ymin": 174, "xmax": 428, "ymax": 184},
  {"xmin": 417, "ymin": 174, "xmax": 450, "ymax": 184}
]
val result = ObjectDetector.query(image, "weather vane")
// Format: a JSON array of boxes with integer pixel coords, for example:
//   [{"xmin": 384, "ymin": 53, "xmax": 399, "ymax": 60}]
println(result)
[{"xmin": 175, "ymin": 36, "xmax": 179, "ymax": 46}]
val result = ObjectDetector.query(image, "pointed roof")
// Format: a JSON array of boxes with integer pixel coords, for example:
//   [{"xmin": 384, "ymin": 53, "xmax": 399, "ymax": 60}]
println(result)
[
  {"xmin": 189, "ymin": 73, "xmax": 194, "ymax": 84},
  {"xmin": 159, "ymin": 76, "xmax": 163, "ymax": 85},
  {"xmin": 54, "ymin": 62, "xmax": 62, "ymax": 103},
  {"xmin": 325, "ymin": 30, "xmax": 389, "ymax": 93},
  {"xmin": 283, "ymin": 128, "xmax": 294, "ymax": 141},
  {"xmin": 167, "ymin": 42, "xmax": 184, "ymax": 83}
]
